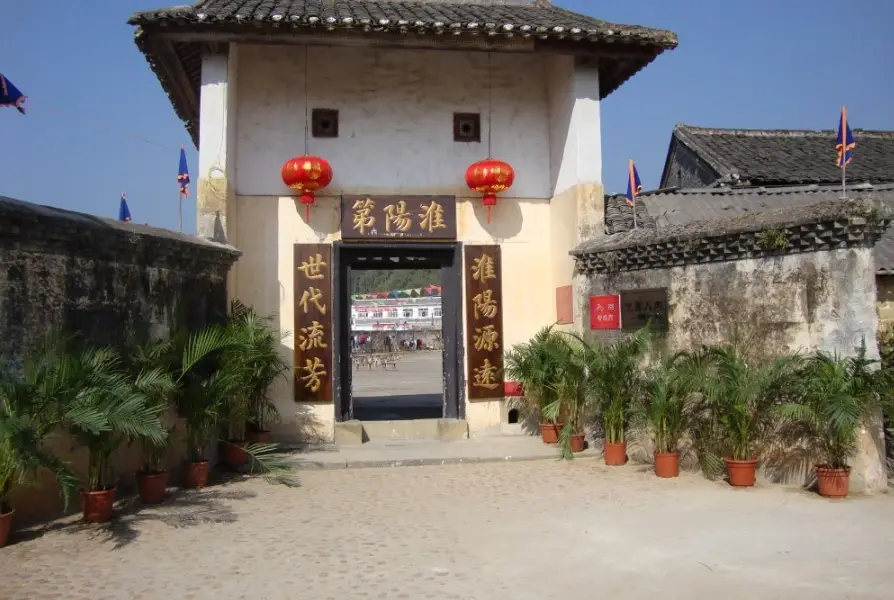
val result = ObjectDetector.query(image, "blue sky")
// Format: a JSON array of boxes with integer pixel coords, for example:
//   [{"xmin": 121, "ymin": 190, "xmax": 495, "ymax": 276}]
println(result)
[{"xmin": 1, "ymin": 0, "xmax": 892, "ymax": 233}]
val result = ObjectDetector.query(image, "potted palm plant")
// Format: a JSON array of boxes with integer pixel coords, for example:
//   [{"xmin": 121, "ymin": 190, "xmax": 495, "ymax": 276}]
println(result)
[
  {"xmin": 633, "ymin": 352, "xmax": 702, "ymax": 478},
  {"xmin": 590, "ymin": 328, "xmax": 650, "ymax": 466},
  {"xmin": 65, "ymin": 344, "xmax": 168, "ymax": 522},
  {"xmin": 542, "ymin": 334, "xmax": 588, "ymax": 457},
  {"xmin": 504, "ymin": 326, "xmax": 568, "ymax": 444},
  {"xmin": 0, "ymin": 336, "xmax": 84, "ymax": 545},
  {"xmin": 777, "ymin": 349, "xmax": 882, "ymax": 498},
  {"xmin": 218, "ymin": 302, "xmax": 288, "ymax": 467},
  {"xmin": 124, "ymin": 337, "xmax": 177, "ymax": 504},
  {"xmin": 695, "ymin": 346, "xmax": 799, "ymax": 487},
  {"xmin": 168, "ymin": 325, "xmax": 241, "ymax": 488},
  {"xmin": 240, "ymin": 308, "xmax": 288, "ymax": 446}
]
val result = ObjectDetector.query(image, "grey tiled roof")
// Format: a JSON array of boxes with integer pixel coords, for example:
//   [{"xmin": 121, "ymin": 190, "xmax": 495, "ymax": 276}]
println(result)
[
  {"xmin": 605, "ymin": 183, "xmax": 894, "ymax": 273},
  {"xmin": 604, "ymin": 193, "xmax": 656, "ymax": 234},
  {"xmin": 129, "ymin": 1, "xmax": 677, "ymax": 143},
  {"xmin": 666, "ymin": 124, "xmax": 894, "ymax": 187},
  {"xmin": 129, "ymin": 0, "xmax": 677, "ymax": 48}
]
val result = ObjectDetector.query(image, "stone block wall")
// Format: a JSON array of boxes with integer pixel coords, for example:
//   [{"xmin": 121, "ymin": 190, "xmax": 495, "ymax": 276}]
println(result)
[
  {"xmin": 0, "ymin": 196, "xmax": 240, "ymax": 370},
  {"xmin": 0, "ymin": 195, "xmax": 241, "ymax": 524},
  {"xmin": 571, "ymin": 197, "xmax": 890, "ymax": 493}
]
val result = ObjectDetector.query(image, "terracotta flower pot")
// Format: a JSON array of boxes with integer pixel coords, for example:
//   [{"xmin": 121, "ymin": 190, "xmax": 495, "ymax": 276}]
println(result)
[
  {"xmin": 816, "ymin": 465, "xmax": 850, "ymax": 498},
  {"xmin": 221, "ymin": 441, "xmax": 248, "ymax": 468},
  {"xmin": 569, "ymin": 434, "xmax": 586, "ymax": 453},
  {"xmin": 725, "ymin": 457, "xmax": 757, "ymax": 487},
  {"xmin": 183, "ymin": 460, "xmax": 210, "ymax": 489},
  {"xmin": 603, "ymin": 441, "xmax": 627, "ymax": 466},
  {"xmin": 245, "ymin": 429, "xmax": 274, "ymax": 444},
  {"xmin": 81, "ymin": 488, "xmax": 116, "ymax": 523},
  {"xmin": 654, "ymin": 451, "xmax": 680, "ymax": 478},
  {"xmin": 137, "ymin": 470, "xmax": 169, "ymax": 504},
  {"xmin": 539, "ymin": 422, "xmax": 564, "ymax": 445},
  {"xmin": 0, "ymin": 509, "xmax": 13, "ymax": 548}
]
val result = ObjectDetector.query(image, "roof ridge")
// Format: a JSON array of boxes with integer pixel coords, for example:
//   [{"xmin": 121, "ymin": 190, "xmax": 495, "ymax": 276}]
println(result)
[{"xmin": 675, "ymin": 123, "xmax": 894, "ymax": 138}]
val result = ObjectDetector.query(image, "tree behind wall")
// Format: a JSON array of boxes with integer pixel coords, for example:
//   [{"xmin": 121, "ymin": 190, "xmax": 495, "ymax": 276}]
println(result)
[{"xmin": 351, "ymin": 269, "xmax": 439, "ymax": 294}]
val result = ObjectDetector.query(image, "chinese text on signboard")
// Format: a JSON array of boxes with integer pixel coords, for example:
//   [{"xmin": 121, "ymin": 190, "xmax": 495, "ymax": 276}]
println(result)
[
  {"xmin": 620, "ymin": 288, "xmax": 669, "ymax": 331},
  {"xmin": 589, "ymin": 295, "xmax": 621, "ymax": 330},
  {"xmin": 464, "ymin": 245, "xmax": 504, "ymax": 400},
  {"xmin": 294, "ymin": 244, "xmax": 333, "ymax": 402},
  {"xmin": 340, "ymin": 196, "xmax": 457, "ymax": 241}
]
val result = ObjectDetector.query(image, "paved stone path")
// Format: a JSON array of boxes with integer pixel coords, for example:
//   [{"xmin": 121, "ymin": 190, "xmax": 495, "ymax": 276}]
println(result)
[
  {"xmin": 2, "ymin": 460, "xmax": 893, "ymax": 599},
  {"xmin": 352, "ymin": 351, "xmax": 443, "ymax": 420}
]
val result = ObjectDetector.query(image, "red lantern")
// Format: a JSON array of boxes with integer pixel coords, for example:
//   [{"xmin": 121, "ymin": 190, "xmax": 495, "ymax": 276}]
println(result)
[
  {"xmin": 465, "ymin": 159, "xmax": 515, "ymax": 223},
  {"xmin": 281, "ymin": 156, "xmax": 333, "ymax": 222}
]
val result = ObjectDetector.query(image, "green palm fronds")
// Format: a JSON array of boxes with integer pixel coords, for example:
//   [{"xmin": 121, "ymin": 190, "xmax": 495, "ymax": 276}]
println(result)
[
  {"xmin": 504, "ymin": 325, "xmax": 569, "ymax": 421},
  {"xmin": 632, "ymin": 351, "xmax": 703, "ymax": 454},
  {"xmin": 776, "ymin": 347, "xmax": 882, "ymax": 469},
  {"xmin": 688, "ymin": 345, "xmax": 801, "ymax": 472},
  {"xmin": 579, "ymin": 327, "xmax": 651, "ymax": 446}
]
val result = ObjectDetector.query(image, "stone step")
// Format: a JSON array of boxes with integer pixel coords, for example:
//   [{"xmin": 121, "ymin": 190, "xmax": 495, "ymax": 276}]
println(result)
[{"xmin": 335, "ymin": 419, "xmax": 468, "ymax": 444}]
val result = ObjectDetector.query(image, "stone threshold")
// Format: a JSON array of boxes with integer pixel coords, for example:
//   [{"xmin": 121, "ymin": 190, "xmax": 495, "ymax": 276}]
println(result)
[{"xmin": 282, "ymin": 435, "xmax": 600, "ymax": 470}]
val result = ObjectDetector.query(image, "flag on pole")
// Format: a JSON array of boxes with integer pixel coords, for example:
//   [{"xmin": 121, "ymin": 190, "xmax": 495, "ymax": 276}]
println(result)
[
  {"xmin": 119, "ymin": 193, "xmax": 132, "ymax": 222},
  {"xmin": 178, "ymin": 146, "xmax": 191, "ymax": 196},
  {"xmin": 836, "ymin": 106, "xmax": 855, "ymax": 167},
  {"xmin": 0, "ymin": 73, "xmax": 26, "ymax": 114},
  {"xmin": 626, "ymin": 159, "xmax": 643, "ymax": 208}
]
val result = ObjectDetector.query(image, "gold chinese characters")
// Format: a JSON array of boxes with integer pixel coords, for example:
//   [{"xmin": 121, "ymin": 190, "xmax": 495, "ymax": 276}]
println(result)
[
  {"xmin": 384, "ymin": 200, "xmax": 413, "ymax": 233},
  {"xmin": 418, "ymin": 200, "xmax": 447, "ymax": 234},
  {"xmin": 298, "ymin": 287, "xmax": 327, "ymax": 315},
  {"xmin": 472, "ymin": 289, "xmax": 498, "ymax": 319},
  {"xmin": 465, "ymin": 246, "xmax": 503, "ymax": 398},
  {"xmin": 298, "ymin": 321, "xmax": 328, "ymax": 351},
  {"xmin": 471, "ymin": 254, "xmax": 496, "ymax": 283},
  {"xmin": 352, "ymin": 198, "xmax": 376, "ymax": 235},
  {"xmin": 342, "ymin": 196, "xmax": 456, "ymax": 240},
  {"xmin": 472, "ymin": 359, "xmax": 500, "ymax": 390},
  {"xmin": 297, "ymin": 253, "xmax": 327, "ymax": 280},
  {"xmin": 294, "ymin": 244, "xmax": 333, "ymax": 401},
  {"xmin": 299, "ymin": 357, "xmax": 327, "ymax": 393}
]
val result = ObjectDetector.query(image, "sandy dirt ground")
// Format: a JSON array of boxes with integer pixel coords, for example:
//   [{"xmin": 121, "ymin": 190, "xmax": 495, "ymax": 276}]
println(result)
[{"xmin": 2, "ymin": 459, "xmax": 893, "ymax": 599}]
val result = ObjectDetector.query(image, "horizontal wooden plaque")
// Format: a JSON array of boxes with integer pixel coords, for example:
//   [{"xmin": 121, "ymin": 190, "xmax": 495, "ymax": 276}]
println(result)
[{"xmin": 341, "ymin": 195, "xmax": 457, "ymax": 241}]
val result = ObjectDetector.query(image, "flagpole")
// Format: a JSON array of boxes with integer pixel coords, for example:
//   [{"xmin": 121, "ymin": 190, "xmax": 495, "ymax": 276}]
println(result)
[
  {"xmin": 841, "ymin": 161, "xmax": 847, "ymax": 199},
  {"xmin": 178, "ymin": 194, "xmax": 183, "ymax": 232},
  {"xmin": 633, "ymin": 197, "xmax": 638, "ymax": 230}
]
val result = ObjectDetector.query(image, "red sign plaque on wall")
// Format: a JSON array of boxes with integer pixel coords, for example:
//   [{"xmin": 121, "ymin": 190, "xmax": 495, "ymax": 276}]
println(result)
[{"xmin": 589, "ymin": 295, "xmax": 621, "ymax": 330}]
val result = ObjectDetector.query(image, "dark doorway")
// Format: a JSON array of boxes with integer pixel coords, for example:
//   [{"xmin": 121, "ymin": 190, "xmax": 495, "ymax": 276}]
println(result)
[{"xmin": 333, "ymin": 243, "xmax": 464, "ymax": 422}]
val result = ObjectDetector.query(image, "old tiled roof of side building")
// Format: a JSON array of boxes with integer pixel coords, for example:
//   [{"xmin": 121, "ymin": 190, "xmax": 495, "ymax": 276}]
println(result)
[
  {"xmin": 661, "ymin": 124, "xmax": 894, "ymax": 187},
  {"xmin": 604, "ymin": 183, "xmax": 894, "ymax": 274},
  {"xmin": 128, "ymin": 1, "xmax": 678, "ymax": 144}
]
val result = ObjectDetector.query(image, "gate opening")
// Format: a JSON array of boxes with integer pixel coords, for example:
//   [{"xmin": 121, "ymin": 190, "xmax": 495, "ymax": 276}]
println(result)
[{"xmin": 334, "ymin": 243, "xmax": 463, "ymax": 422}]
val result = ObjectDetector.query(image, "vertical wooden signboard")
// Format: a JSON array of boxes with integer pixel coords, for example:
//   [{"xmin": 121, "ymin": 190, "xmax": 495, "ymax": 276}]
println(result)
[
  {"xmin": 294, "ymin": 244, "xmax": 333, "ymax": 402},
  {"xmin": 464, "ymin": 245, "xmax": 504, "ymax": 400}
]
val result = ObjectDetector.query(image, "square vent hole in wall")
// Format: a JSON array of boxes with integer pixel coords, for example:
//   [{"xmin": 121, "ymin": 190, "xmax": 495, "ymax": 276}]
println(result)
[
  {"xmin": 312, "ymin": 108, "xmax": 339, "ymax": 138},
  {"xmin": 453, "ymin": 113, "xmax": 481, "ymax": 143}
]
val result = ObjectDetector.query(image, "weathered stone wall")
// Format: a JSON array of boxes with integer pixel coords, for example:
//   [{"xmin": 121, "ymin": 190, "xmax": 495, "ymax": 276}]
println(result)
[
  {"xmin": 0, "ymin": 196, "xmax": 240, "ymax": 370},
  {"xmin": 572, "ymin": 197, "xmax": 890, "ymax": 493},
  {"xmin": 578, "ymin": 250, "xmax": 878, "ymax": 360},
  {"xmin": 0, "ymin": 196, "xmax": 240, "ymax": 524}
]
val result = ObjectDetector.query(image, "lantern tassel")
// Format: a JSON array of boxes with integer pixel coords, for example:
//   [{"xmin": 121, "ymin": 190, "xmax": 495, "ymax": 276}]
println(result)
[
  {"xmin": 486, "ymin": 205, "xmax": 492, "ymax": 224},
  {"xmin": 300, "ymin": 191, "xmax": 314, "ymax": 223}
]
